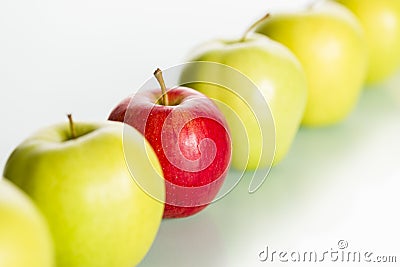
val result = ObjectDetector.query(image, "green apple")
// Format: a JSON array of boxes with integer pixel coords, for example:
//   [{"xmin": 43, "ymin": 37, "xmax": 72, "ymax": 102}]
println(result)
[
  {"xmin": 3, "ymin": 117, "xmax": 165, "ymax": 267},
  {"xmin": 0, "ymin": 179, "xmax": 54, "ymax": 267},
  {"xmin": 254, "ymin": 1, "xmax": 368, "ymax": 126},
  {"xmin": 336, "ymin": 0, "xmax": 400, "ymax": 84},
  {"xmin": 181, "ymin": 33, "xmax": 307, "ymax": 168}
]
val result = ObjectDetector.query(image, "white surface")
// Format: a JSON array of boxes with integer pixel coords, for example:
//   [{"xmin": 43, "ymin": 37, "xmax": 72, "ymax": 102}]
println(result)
[
  {"xmin": 141, "ymin": 76, "xmax": 400, "ymax": 267},
  {"xmin": 1, "ymin": 0, "xmax": 399, "ymax": 266}
]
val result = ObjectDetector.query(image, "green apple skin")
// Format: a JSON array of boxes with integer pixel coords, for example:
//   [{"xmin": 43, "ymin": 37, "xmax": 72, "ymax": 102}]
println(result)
[
  {"xmin": 254, "ymin": 1, "xmax": 368, "ymax": 126},
  {"xmin": 0, "ymin": 179, "xmax": 54, "ymax": 267},
  {"xmin": 336, "ymin": 0, "xmax": 400, "ymax": 84},
  {"xmin": 183, "ymin": 34, "xmax": 307, "ymax": 168},
  {"xmin": 3, "ymin": 121, "xmax": 165, "ymax": 267}
]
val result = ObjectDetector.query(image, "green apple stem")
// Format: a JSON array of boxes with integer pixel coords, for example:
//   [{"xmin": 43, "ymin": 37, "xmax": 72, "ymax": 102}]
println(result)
[
  {"xmin": 67, "ymin": 114, "xmax": 76, "ymax": 139},
  {"xmin": 154, "ymin": 68, "xmax": 169, "ymax": 106},
  {"xmin": 241, "ymin": 13, "xmax": 270, "ymax": 42},
  {"xmin": 307, "ymin": 0, "xmax": 325, "ymax": 10}
]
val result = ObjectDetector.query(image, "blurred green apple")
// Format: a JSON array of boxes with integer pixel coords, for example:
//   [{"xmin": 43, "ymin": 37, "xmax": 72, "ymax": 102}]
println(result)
[
  {"xmin": 3, "ymin": 118, "xmax": 165, "ymax": 267},
  {"xmin": 182, "ymin": 34, "xmax": 307, "ymax": 168},
  {"xmin": 0, "ymin": 179, "xmax": 54, "ymax": 267},
  {"xmin": 337, "ymin": 0, "xmax": 400, "ymax": 84},
  {"xmin": 254, "ymin": 1, "xmax": 368, "ymax": 126}
]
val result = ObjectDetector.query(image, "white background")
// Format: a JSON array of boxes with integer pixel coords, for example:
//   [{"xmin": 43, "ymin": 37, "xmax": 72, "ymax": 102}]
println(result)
[{"xmin": 1, "ymin": 0, "xmax": 399, "ymax": 266}]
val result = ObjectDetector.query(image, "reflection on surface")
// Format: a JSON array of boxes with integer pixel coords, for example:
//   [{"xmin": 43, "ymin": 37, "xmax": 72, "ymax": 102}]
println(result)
[{"xmin": 140, "ymin": 73, "xmax": 400, "ymax": 267}]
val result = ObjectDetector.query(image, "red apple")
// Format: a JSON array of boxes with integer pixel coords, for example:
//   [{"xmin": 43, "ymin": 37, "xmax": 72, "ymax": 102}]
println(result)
[{"xmin": 109, "ymin": 69, "xmax": 231, "ymax": 218}]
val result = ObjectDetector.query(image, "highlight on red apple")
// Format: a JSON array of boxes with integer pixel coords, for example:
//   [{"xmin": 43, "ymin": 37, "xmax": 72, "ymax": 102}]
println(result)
[{"xmin": 109, "ymin": 63, "xmax": 275, "ymax": 218}]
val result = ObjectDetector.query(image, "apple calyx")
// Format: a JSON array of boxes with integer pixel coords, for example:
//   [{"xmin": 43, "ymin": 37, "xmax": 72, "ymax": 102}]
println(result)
[
  {"xmin": 67, "ymin": 114, "xmax": 77, "ymax": 140},
  {"xmin": 154, "ymin": 68, "xmax": 170, "ymax": 106},
  {"xmin": 240, "ymin": 13, "xmax": 270, "ymax": 42}
]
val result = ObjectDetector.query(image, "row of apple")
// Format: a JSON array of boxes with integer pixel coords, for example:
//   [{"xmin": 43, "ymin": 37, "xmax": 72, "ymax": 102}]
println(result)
[
  {"xmin": 1, "ymin": 0, "xmax": 400, "ymax": 267},
  {"xmin": 0, "ymin": 66, "xmax": 232, "ymax": 267},
  {"xmin": 182, "ymin": 0, "xmax": 400, "ymax": 172}
]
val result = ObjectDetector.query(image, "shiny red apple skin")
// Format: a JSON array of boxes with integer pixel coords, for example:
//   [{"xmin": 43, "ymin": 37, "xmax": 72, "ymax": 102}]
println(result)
[{"xmin": 109, "ymin": 87, "xmax": 231, "ymax": 218}]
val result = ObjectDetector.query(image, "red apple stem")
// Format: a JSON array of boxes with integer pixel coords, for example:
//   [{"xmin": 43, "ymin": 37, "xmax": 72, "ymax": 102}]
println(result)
[
  {"xmin": 241, "ymin": 13, "xmax": 270, "ymax": 42},
  {"xmin": 67, "ymin": 114, "xmax": 76, "ymax": 139},
  {"xmin": 154, "ymin": 68, "xmax": 169, "ymax": 106}
]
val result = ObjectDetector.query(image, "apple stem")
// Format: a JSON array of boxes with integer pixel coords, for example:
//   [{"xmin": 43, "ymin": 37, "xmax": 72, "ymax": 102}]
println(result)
[
  {"xmin": 241, "ymin": 13, "xmax": 270, "ymax": 42},
  {"xmin": 154, "ymin": 68, "xmax": 169, "ymax": 106},
  {"xmin": 67, "ymin": 114, "xmax": 76, "ymax": 139}
]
